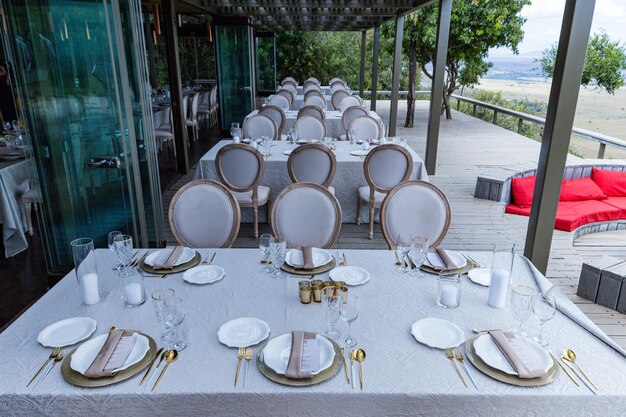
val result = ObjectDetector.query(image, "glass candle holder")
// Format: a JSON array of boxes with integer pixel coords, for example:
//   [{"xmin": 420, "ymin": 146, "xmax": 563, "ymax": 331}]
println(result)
[
  {"xmin": 71, "ymin": 238, "xmax": 101, "ymax": 306},
  {"xmin": 437, "ymin": 272, "xmax": 462, "ymax": 309},
  {"xmin": 311, "ymin": 280, "xmax": 323, "ymax": 303},
  {"xmin": 119, "ymin": 267, "xmax": 146, "ymax": 307},
  {"xmin": 299, "ymin": 281, "xmax": 312, "ymax": 304}
]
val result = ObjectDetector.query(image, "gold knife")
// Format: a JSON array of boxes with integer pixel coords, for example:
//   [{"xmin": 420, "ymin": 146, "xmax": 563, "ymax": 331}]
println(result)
[
  {"xmin": 547, "ymin": 350, "xmax": 579, "ymax": 387},
  {"xmin": 140, "ymin": 347, "xmax": 164, "ymax": 386},
  {"xmin": 340, "ymin": 347, "xmax": 351, "ymax": 384}
]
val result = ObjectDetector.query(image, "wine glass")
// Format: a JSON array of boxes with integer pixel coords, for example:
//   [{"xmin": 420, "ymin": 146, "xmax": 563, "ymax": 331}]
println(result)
[
  {"xmin": 322, "ymin": 286, "xmax": 341, "ymax": 340},
  {"xmin": 532, "ymin": 294, "xmax": 556, "ymax": 347},
  {"xmin": 152, "ymin": 288, "xmax": 187, "ymax": 351},
  {"xmin": 113, "ymin": 234, "xmax": 133, "ymax": 269},
  {"xmin": 348, "ymin": 127, "xmax": 356, "ymax": 145},
  {"xmin": 108, "ymin": 231, "xmax": 122, "ymax": 270},
  {"xmin": 259, "ymin": 233, "xmax": 272, "ymax": 273},
  {"xmin": 409, "ymin": 236, "xmax": 429, "ymax": 278},
  {"xmin": 511, "ymin": 285, "xmax": 536, "ymax": 336},
  {"xmin": 230, "ymin": 122, "xmax": 240, "ymax": 140},
  {"xmin": 11, "ymin": 120, "xmax": 18, "ymax": 132},
  {"xmin": 323, "ymin": 136, "xmax": 332, "ymax": 148},
  {"xmin": 340, "ymin": 294, "xmax": 359, "ymax": 347},
  {"xmin": 269, "ymin": 236, "xmax": 286, "ymax": 279},
  {"xmin": 395, "ymin": 233, "xmax": 412, "ymax": 273},
  {"xmin": 2, "ymin": 121, "xmax": 10, "ymax": 132}
]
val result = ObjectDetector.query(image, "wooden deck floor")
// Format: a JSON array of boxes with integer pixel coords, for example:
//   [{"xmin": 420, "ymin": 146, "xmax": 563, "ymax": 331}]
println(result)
[{"xmin": 164, "ymin": 100, "xmax": 626, "ymax": 348}]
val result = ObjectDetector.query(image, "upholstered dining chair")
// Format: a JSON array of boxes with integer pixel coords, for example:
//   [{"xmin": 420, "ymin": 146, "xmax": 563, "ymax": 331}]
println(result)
[
  {"xmin": 215, "ymin": 144, "xmax": 270, "ymax": 239},
  {"xmin": 328, "ymin": 77, "xmax": 342, "ymax": 85},
  {"xmin": 339, "ymin": 95, "xmax": 363, "ymax": 111},
  {"xmin": 357, "ymin": 144, "xmax": 413, "ymax": 239},
  {"xmin": 287, "ymin": 143, "xmax": 337, "ymax": 194},
  {"xmin": 340, "ymin": 106, "xmax": 369, "ymax": 140},
  {"xmin": 331, "ymin": 90, "xmax": 349, "ymax": 110},
  {"xmin": 282, "ymin": 76, "xmax": 298, "ymax": 85},
  {"xmin": 380, "ymin": 180, "xmax": 451, "ymax": 250},
  {"xmin": 304, "ymin": 89, "xmax": 324, "ymax": 101},
  {"xmin": 186, "ymin": 92, "xmax": 200, "ymax": 142},
  {"xmin": 304, "ymin": 95, "xmax": 326, "ymax": 109},
  {"xmin": 276, "ymin": 89, "xmax": 294, "ymax": 107},
  {"xmin": 268, "ymin": 94, "xmax": 290, "ymax": 111},
  {"xmin": 271, "ymin": 183, "xmax": 342, "ymax": 249},
  {"xmin": 294, "ymin": 115, "xmax": 327, "ymax": 142},
  {"xmin": 303, "ymin": 81, "xmax": 321, "ymax": 93},
  {"xmin": 243, "ymin": 113, "xmax": 278, "ymax": 141},
  {"xmin": 155, "ymin": 107, "xmax": 176, "ymax": 156},
  {"xmin": 330, "ymin": 81, "xmax": 346, "ymax": 93},
  {"xmin": 305, "ymin": 77, "xmax": 321, "ymax": 85},
  {"xmin": 348, "ymin": 115, "xmax": 383, "ymax": 142},
  {"xmin": 297, "ymin": 105, "xmax": 325, "ymax": 121},
  {"xmin": 169, "ymin": 180, "xmax": 240, "ymax": 248},
  {"xmin": 259, "ymin": 105, "xmax": 287, "ymax": 139},
  {"xmin": 281, "ymin": 83, "xmax": 297, "ymax": 96}
]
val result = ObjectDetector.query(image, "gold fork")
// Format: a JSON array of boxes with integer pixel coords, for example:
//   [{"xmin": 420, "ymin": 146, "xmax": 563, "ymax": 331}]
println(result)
[
  {"xmin": 445, "ymin": 348, "xmax": 468, "ymax": 388},
  {"xmin": 455, "ymin": 348, "xmax": 478, "ymax": 390},
  {"xmin": 243, "ymin": 347, "xmax": 253, "ymax": 388},
  {"xmin": 234, "ymin": 347, "xmax": 245, "ymax": 387},
  {"xmin": 27, "ymin": 347, "xmax": 60, "ymax": 387}
]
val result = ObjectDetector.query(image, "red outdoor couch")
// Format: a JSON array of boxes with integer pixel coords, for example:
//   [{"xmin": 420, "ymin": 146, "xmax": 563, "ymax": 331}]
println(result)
[{"xmin": 505, "ymin": 168, "xmax": 626, "ymax": 232}]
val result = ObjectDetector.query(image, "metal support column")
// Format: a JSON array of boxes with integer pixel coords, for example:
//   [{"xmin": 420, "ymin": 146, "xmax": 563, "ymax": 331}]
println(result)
[
  {"xmin": 371, "ymin": 25, "xmax": 380, "ymax": 111},
  {"xmin": 424, "ymin": 0, "xmax": 452, "ymax": 175},
  {"xmin": 162, "ymin": 0, "xmax": 189, "ymax": 174},
  {"xmin": 388, "ymin": 15, "xmax": 404, "ymax": 138},
  {"xmin": 524, "ymin": 0, "xmax": 596, "ymax": 273},
  {"xmin": 359, "ymin": 30, "xmax": 366, "ymax": 97},
  {"xmin": 143, "ymin": 11, "xmax": 157, "ymax": 88}
]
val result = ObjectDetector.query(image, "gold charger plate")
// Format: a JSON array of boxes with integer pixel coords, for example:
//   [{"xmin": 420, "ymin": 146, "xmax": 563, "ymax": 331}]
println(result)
[
  {"xmin": 256, "ymin": 333, "xmax": 342, "ymax": 387},
  {"xmin": 140, "ymin": 250, "xmax": 201, "ymax": 274},
  {"xmin": 60, "ymin": 333, "xmax": 157, "ymax": 388},
  {"xmin": 281, "ymin": 257, "xmax": 336, "ymax": 276},
  {"xmin": 465, "ymin": 335, "xmax": 559, "ymax": 387}
]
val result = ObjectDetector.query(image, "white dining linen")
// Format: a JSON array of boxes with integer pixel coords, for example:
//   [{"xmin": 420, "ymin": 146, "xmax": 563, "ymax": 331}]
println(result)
[
  {"xmin": 293, "ymin": 94, "xmax": 331, "ymax": 109},
  {"xmin": 0, "ymin": 159, "xmax": 30, "ymax": 257},
  {"xmin": 196, "ymin": 140, "xmax": 427, "ymax": 222},
  {"xmin": 246, "ymin": 109, "xmax": 384, "ymax": 140},
  {"xmin": 1, "ymin": 249, "xmax": 626, "ymax": 416}
]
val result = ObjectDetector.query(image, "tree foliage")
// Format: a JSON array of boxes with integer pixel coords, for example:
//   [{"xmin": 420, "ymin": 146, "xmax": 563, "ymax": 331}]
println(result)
[{"xmin": 539, "ymin": 31, "xmax": 626, "ymax": 94}]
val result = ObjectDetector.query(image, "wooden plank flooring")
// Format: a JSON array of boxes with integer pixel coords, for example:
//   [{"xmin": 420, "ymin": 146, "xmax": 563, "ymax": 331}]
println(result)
[{"xmin": 164, "ymin": 100, "xmax": 626, "ymax": 348}]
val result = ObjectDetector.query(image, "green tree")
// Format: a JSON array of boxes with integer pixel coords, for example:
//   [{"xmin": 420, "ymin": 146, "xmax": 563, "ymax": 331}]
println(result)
[{"xmin": 539, "ymin": 31, "xmax": 626, "ymax": 94}]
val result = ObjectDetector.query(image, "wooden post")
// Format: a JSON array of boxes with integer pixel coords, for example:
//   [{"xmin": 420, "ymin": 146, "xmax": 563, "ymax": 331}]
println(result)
[
  {"xmin": 517, "ymin": 118, "xmax": 523, "ymax": 134},
  {"xmin": 359, "ymin": 30, "xmax": 366, "ymax": 98},
  {"xmin": 598, "ymin": 142, "xmax": 606, "ymax": 159},
  {"xmin": 371, "ymin": 25, "xmax": 380, "ymax": 112},
  {"xmin": 388, "ymin": 15, "xmax": 404, "ymax": 138}
]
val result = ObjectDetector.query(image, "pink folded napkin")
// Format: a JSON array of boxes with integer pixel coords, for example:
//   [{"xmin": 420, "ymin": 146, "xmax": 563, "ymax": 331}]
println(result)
[
  {"xmin": 292, "ymin": 247, "xmax": 315, "ymax": 270},
  {"xmin": 285, "ymin": 331, "xmax": 320, "ymax": 379},
  {"xmin": 427, "ymin": 248, "xmax": 457, "ymax": 270},
  {"xmin": 84, "ymin": 329, "xmax": 136, "ymax": 378},
  {"xmin": 490, "ymin": 331, "xmax": 548, "ymax": 379},
  {"xmin": 153, "ymin": 246, "xmax": 184, "ymax": 270}
]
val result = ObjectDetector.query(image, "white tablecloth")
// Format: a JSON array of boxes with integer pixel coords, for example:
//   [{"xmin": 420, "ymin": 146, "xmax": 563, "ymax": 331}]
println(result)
[
  {"xmin": 1, "ymin": 248, "xmax": 625, "ymax": 416},
  {"xmin": 245, "ymin": 109, "xmax": 384, "ymax": 142},
  {"xmin": 0, "ymin": 158, "xmax": 30, "ymax": 257},
  {"xmin": 195, "ymin": 139, "xmax": 428, "ymax": 222},
  {"xmin": 293, "ymin": 95, "xmax": 332, "ymax": 109}
]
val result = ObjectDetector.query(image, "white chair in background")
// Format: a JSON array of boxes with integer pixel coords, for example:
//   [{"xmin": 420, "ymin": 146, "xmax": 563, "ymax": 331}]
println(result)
[
  {"xmin": 259, "ymin": 105, "xmax": 287, "ymax": 140},
  {"xmin": 339, "ymin": 95, "xmax": 363, "ymax": 111},
  {"xmin": 281, "ymin": 83, "xmax": 297, "ymax": 96},
  {"xmin": 303, "ymin": 80, "xmax": 320, "ymax": 93},
  {"xmin": 271, "ymin": 183, "xmax": 341, "ymax": 249},
  {"xmin": 169, "ymin": 179, "xmax": 240, "ymax": 248},
  {"xmin": 340, "ymin": 106, "xmax": 369, "ymax": 140},
  {"xmin": 348, "ymin": 115, "xmax": 383, "ymax": 142},
  {"xmin": 305, "ymin": 77, "xmax": 321, "ymax": 85},
  {"xmin": 331, "ymin": 90, "xmax": 349, "ymax": 110},
  {"xmin": 215, "ymin": 144, "xmax": 270, "ymax": 239},
  {"xmin": 243, "ymin": 113, "xmax": 278, "ymax": 141},
  {"xmin": 330, "ymin": 81, "xmax": 346, "ymax": 92},
  {"xmin": 294, "ymin": 115, "xmax": 327, "ymax": 142},
  {"xmin": 304, "ymin": 95, "xmax": 326, "ymax": 109},
  {"xmin": 297, "ymin": 105, "xmax": 325, "ymax": 121},
  {"xmin": 186, "ymin": 92, "xmax": 200, "ymax": 142},
  {"xmin": 276, "ymin": 89, "xmax": 294, "ymax": 108},
  {"xmin": 380, "ymin": 180, "xmax": 451, "ymax": 250},
  {"xmin": 268, "ymin": 94, "xmax": 290, "ymax": 111},
  {"xmin": 155, "ymin": 107, "xmax": 176, "ymax": 156},
  {"xmin": 287, "ymin": 143, "xmax": 337, "ymax": 195},
  {"xmin": 282, "ymin": 76, "xmax": 298, "ymax": 85},
  {"xmin": 304, "ymin": 89, "xmax": 324, "ymax": 101},
  {"xmin": 328, "ymin": 77, "xmax": 342, "ymax": 85}
]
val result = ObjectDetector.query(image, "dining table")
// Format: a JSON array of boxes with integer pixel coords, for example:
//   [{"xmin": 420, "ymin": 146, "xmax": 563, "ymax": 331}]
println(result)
[
  {"xmin": 194, "ymin": 139, "xmax": 428, "ymax": 223},
  {"xmin": 292, "ymin": 95, "xmax": 332, "ymax": 109},
  {"xmin": 0, "ymin": 155, "xmax": 30, "ymax": 257},
  {"xmin": 1, "ymin": 248, "xmax": 625, "ymax": 416}
]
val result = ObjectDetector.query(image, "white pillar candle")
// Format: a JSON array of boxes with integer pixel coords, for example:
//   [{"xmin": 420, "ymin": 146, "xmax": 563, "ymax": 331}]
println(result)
[
  {"xmin": 440, "ymin": 284, "xmax": 459, "ymax": 308},
  {"xmin": 124, "ymin": 282, "xmax": 143, "ymax": 305},
  {"xmin": 80, "ymin": 273, "xmax": 100, "ymax": 305},
  {"xmin": 488, "ymin": 268, "xmax": 510, "ymax": 309}
]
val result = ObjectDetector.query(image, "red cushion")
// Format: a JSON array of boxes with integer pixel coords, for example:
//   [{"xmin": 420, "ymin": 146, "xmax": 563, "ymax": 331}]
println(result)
[
  {"xmin": 505, "ymin": 204, "xmax": 531, "ymax": 216},
  {"xmin": 554, "ymin": 200, "xmax": 621, "ymax": 231},
  {"xmin": 510, "ymin": 176, "xmax": 536, "ymax": 207},
  {"xmin": 592, "ymin": 168, "xmax": 626, "ymax": 197},
  {"xmin": 603, "ymin": 197, "xmax": 626, "ymax": 217},
  {"xmin": 559, "ymin": 177, "xmax": 607, "ymax": 201}
]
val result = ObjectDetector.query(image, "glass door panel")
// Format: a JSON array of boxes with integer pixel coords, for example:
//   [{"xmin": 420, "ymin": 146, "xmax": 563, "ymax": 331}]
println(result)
[{"xmin": 255, "ymin": 35, "xmax": 276, "ymax": 93}]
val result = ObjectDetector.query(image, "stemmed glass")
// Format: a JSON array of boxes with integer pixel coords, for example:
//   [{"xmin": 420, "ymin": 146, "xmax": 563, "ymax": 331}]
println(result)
[
  {"xmin": 259, "ymin": 233, "xmax": 272, "ymax": 273},
  {"xmin": 262, "ymin": 136, "xmax": 272, "ymax": 159},
  {"xmin": 533, "ymin": 294, "xmax": 556, "ymax": 346},
  {"xmin": 2, "ymin": 121, "xmax": 10, "ymax": 132},
  {"xmin": 230, "ymin": 122, "xmax": 240, "ymax": 141},
  {"xmin": 409, "ymin": 236, "xmax": 429, "ymax": 278},
  {"xmin": 269, "ymin": 236, "xmax": 286, "ymax": 279},
  {"xmin": 395, "ymin": 234, "xmax": 411, "ymax": 273},
  {"xmin": 11, "ymin": 120, "xmax": 19, "ymax": 132},
  {"xmin": 152, "ymin": 288, "xmax": 187, "ymax": 351},
  {"xmin": 340, "ymin": 294, "xmax": 359, "ymax": 348},
  {"xmin": 511, "ymin": 285, "xmax": 536, "ymax": 336},
  {"xmin": 113, "ymin": 234, "xmax": 133, "ymax": 269},
  {"xmin": 287, "ymin": 128, "xmax": 295, "ymax": 144},
  {"xmin": 322, "ymin": 286, "xmax": 341, "ymax": 340},
  {"xmin": 348, "ymin": 127, "xmax": 356, "ymax": 145},
  {"xmin": 108, "ymin": 231, "xmax": 122, "ymax": 270}
]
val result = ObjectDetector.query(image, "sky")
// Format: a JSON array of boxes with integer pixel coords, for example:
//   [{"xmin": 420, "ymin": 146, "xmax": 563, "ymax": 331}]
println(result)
[{"xmin": 490, "ymin": 0, "xmax": 626, "ymax": 57}]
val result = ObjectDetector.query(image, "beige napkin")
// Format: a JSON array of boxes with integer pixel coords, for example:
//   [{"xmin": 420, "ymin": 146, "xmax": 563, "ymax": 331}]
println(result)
[
  {"xmin": 84, "ymin": 330, "xmax": 136, "ymax": 378},
  {"xmin": 427, "ymin": 248, "xmax": 457, "ymax": 270},
  {"xmin": 153, "ymin": 246, "xmax": 184, "ymax": 270},
  {"xmin": 292, "ymin": 247, "xmax": 315, "ymax": 270},
  {"xmin": 490, "ymin": 331, "xmax": 548, "ymax": 379},
  {"xmin": 285, "ymin": 331, "xmax": 320, "ymax": 379}
]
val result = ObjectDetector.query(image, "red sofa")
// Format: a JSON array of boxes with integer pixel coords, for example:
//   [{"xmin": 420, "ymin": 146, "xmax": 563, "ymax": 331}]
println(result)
[{"xmin": 505, "ymin": 168, "xmax": 626, "ymax": 232}]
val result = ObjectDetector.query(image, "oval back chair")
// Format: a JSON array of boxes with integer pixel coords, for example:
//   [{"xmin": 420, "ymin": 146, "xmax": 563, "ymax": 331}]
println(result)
[
  {"xmin": 304, "ymin": 95, "xmax": 327, "ymax": 109},
  {"xmin": 341, "ymin": 106, "xmax": 369, "ymax": 139},
  {"xmin": 339, "ymin": 95, "xmax": 362, "ymax": 112},
  {"xmin": 294, "ymin": 115, "xmax": 327, "ymax": 142},
  {"xmin": 268, "ymin": 94, "xmax": 290, "ymax": 111},
  {"xmin": 348, "ymin": 115, "xmax": 383, "ymax": 142},
  {"xmin": 331, "ymin": 90, "xmax": 349, "ymax": 110},
  {"xmin": 287, "ymin": 143, "xmax": 337, "ymax": 191},
  {"xmin": 259, "ymin": 105, "xmax": 286, "ymax": 139},
  {"xmin": 297, "ymin": 105, "xmax": 325, "ymax": 121},
  {"xmin": 243, "ymin": 113, "xmax": 278, "ymax": 141}
]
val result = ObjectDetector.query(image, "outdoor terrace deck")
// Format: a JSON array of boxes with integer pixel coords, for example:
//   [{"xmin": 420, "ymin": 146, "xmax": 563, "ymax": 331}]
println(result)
[{"xmin": 164, "ymin": 100, "xmax": 626, "ymax": 348}]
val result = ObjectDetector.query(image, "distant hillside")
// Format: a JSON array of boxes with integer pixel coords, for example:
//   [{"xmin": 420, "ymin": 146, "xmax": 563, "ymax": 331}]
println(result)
[{"xmin": 484, "ymin": 55, "xmax": 543, "ymax": 81}]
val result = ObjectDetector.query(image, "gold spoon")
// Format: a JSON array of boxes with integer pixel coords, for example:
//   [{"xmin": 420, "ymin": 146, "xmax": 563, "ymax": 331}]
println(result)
[
  {"xmin": 562, "ymin": 348, "xmax": 598, "ymax": 390},
  {"xmin": 152, "ymin": 349, "xmax": 178, "ymax": 391},
  {"xmin": 354, "ymin": 349, "xmax": 366, "ymax": 390},
  {"xmin": 27, "ymin": 347, "xmax": 60, "ymax": 387}
]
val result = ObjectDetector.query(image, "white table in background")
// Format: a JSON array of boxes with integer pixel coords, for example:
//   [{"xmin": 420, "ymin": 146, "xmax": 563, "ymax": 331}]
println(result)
[
  {"xmin": 0, "ymin": 156, "xmax": 30, "ymax": 257},
  {"xmin": 1, "ymin": 248, "xmax": 625, "ymax": 416},
  {"xmin": 195, "ymin": 139, "xmax": 427, "ymax": 223}
]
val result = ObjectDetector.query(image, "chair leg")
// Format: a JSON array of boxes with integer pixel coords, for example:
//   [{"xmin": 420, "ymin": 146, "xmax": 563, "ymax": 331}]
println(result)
[
  {"xmin": 23, "ymin": 201, "xmax": 33, "ymax": 236},
  {"xmin": 356, "ymin": 196, "xmax": 361, "ymax": 225},
  {"xmin": 266, "ymin": 198, "xmax": 271, "ymax": 228},
  {"xmin": 368, "ymin": 206, "xmax": 375, "ymax": 240},
  {"xmin": 253, "ymin": 205, "xmax": 259, "ymax": 239}
]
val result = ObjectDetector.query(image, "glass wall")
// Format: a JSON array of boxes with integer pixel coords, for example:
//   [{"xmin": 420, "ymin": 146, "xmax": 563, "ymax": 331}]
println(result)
[
  {"xmin": 255, "ymin": 34, "xmax": 276, "ymax": 93},
  {"xmin": 0, "ymin": 0, "xmax": 162, "ymax": 271}
]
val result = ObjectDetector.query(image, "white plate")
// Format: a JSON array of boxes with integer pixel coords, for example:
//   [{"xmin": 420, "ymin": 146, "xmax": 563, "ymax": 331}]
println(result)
[
  {"xmin": 285, "ymin": 248, "xmax": 332, "ymax": 268},
  {"xmin": 473, "ymin": 334, "xmax": 552, "ymax": 376},
  {"xmin": 283, "ymin": 149, "xmax": 293, "ymax": 155},
  {"xmin": 37, "ymin": 317, "xmax": 97, "ymax": 347},
  {"xmin": 183, "ymin": 265, "xmax": 225, "ymax": 285},
  {"xmin": 329, "ymin": 266, "xmax": 370, "ymax": 286},
  {"xmin": 70, "ymin": 333, "xmax": 150, "ymax": 375},
  {"xmin": 425, "ymin": 250, "xmax": 468, "ymax": 270},
  {"xmin": 218, "ymin": 317, "xmax": 271, "ymax": 348},
  {"xmin": 411, "ymin": 318, "xmax": 465, "ymax": 349},
  {"xmin": 468, "ymin": 268, "xmax": 491, "ymax": 286},
  {"xmin": 297, "ymin": 139, "xmax": 319, "ymax": 144},
  {"xmin": 350, "ymin": 150, "xmax": 369, "ymax": 156},
  {"xmin": 144, "ymin": 247, "xmax": 195, "ymax": 267},
  {"xmin": 263, "ymin": 333, "xmax": 334, "ymax": 376}
]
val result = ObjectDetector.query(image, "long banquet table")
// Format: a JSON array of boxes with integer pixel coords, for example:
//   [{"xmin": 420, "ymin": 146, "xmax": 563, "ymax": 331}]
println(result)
[
  {"xmin": 195, "ymin": 139, "xmax": 428, "ymax": 222},
  {"xmin": 1, "ymin": 248, "xmax": 625, "ymax": 416},
  {"xmin": 0, "ymin": 157, "xmax": 30, "ymax": 257}
]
